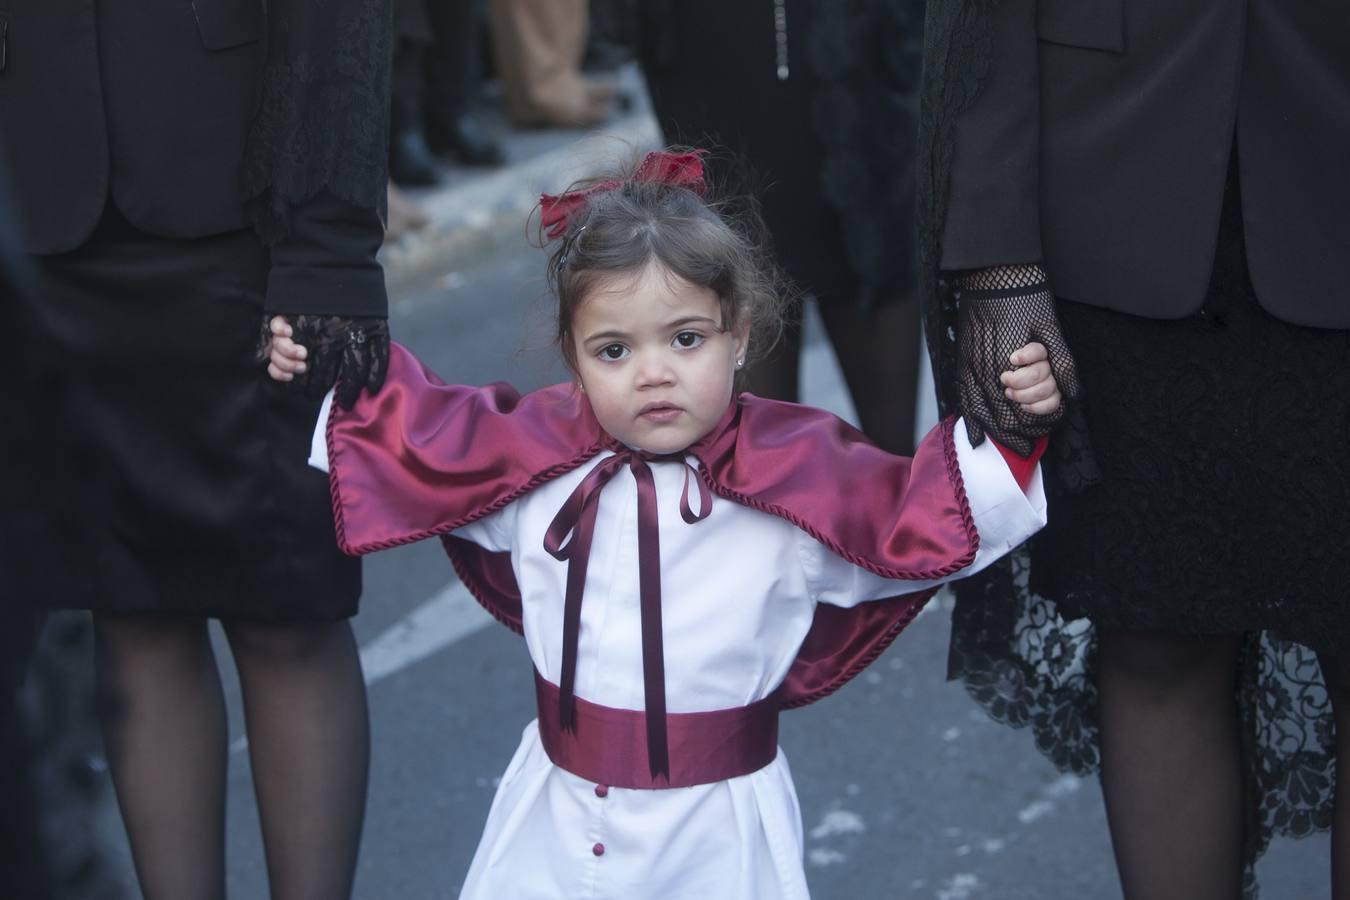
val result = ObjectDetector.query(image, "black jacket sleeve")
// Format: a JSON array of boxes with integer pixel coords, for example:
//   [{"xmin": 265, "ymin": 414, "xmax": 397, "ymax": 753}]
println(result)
[
  {"xmin": 939, "ymin": 0, "xmax": 1042, "ymax": 271},
  {"xmin": 264, "ymin": 191, "xmax": 388, "ymax": 317}
]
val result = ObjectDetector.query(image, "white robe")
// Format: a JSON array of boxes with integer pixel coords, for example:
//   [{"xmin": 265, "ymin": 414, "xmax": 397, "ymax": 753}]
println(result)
[{"xmin": 311, "ymin": 399, "xmax": 1045, "ymax": 899}]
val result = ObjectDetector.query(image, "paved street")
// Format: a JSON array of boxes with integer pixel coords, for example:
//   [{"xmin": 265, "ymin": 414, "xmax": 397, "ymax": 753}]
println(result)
[{"xmin": 78, "ymin": 92, "xmax": 1330, "ymax": 899}]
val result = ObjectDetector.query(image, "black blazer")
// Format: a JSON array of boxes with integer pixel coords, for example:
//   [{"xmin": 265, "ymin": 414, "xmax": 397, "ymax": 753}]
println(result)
[
  {"xmin": 0, "ymin": 0, "xmax": 389, "ymax": 317},
  {"xmin": 940, "ymin": 0, "xmax": 1350, "ymax": 329}
]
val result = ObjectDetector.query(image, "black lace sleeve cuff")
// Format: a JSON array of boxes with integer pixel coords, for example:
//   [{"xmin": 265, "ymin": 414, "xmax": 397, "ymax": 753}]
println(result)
[
  {"xmin": 957, "ymin": 263, "xmax": 1049, "ymax": 294},
  {"xmin": 243, "ymin": 0, "xmax": 393, "ymax": 246}
]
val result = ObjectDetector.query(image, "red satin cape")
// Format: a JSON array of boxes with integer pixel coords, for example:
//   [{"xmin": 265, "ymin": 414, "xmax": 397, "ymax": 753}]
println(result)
[{"xmin": 326, "ymin": 343, "xmax": 979, "ymax": 709}]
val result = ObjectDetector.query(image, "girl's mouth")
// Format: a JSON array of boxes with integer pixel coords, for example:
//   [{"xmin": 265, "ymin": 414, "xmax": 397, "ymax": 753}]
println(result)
[{"xmin": 638, "ymin": 402, "xmax": 682, "ymax": 423}]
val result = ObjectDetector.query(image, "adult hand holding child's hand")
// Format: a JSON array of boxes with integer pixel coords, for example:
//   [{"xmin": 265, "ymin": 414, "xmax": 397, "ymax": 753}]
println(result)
[
  {"xmin": 265, "ymin": 314, "xmax": 390, "ymax": 410},
  {"xmin": 956, "ymin": 263, "xmax": 1080, "ymax": 456}
]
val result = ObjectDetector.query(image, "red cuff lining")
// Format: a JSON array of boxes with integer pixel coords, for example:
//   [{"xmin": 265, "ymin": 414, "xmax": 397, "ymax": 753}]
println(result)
[{"xmin": 991, "ymin": 435, "xmax": 1047, "ymax": 492}]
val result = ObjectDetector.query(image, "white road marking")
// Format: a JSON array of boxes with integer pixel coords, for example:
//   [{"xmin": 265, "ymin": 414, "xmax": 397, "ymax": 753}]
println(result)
[
  {"xmin": 937, "ymin": 873, "xmax": 982, "ymax": 900},
  {"xmin": 1017, "ymin": 800, "xmax": 1054, "ymax": 824},
  {"xmin": 1017, "ymin": 774, "xmax": 1083, "ymax": 823},
  {"xmin": 809, "ymin": 809, "xmax": 867, "ymax": 840},
  {"xmin": 807, "ymin": 848, "xmax": 848, "ymax": 867},
  {"xmin": 358, "ymin": 580, "xmax": 492, "ymax": 685},
  {"xmin": 1045, "ymin": 774, "xmax": 1083, "ymax": 798}
]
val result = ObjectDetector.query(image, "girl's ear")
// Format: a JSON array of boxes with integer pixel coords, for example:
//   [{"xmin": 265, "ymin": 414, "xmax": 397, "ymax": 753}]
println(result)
[{"xmin": 732, "ymin": 319, "xmax": 751, "ymax": 367}]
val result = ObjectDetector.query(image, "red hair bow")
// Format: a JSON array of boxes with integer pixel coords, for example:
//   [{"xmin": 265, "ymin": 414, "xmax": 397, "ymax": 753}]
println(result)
[{"xmin": 539, "ymin": 149, "xmax": 708, "ymax": 240}]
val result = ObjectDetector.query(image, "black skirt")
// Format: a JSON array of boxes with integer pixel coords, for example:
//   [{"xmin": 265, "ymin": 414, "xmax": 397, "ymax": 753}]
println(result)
[
  {"xmin": 15, "ymin": 204, "xmax": 359, "ymax": 622},
  {"xmin": 1034, "ymin": 167, "xmax": 1350, "ymax": 653}
]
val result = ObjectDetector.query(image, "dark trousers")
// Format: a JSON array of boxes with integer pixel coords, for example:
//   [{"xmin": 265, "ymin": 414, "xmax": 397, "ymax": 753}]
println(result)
[{"xmin": 392, "ymin": 0, "xmax": 488, "ymax": 134}]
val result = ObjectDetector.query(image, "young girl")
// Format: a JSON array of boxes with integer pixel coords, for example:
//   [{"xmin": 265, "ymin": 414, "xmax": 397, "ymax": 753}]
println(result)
[{"xmin": 268, "ymin": 150, "xmax": 1062, "ymax": 899}]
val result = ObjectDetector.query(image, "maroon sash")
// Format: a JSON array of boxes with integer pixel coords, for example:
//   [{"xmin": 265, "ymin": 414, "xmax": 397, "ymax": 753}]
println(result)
[{"xmin": 534, "ymin": 672, "xmax": 782, "ymax": 790}]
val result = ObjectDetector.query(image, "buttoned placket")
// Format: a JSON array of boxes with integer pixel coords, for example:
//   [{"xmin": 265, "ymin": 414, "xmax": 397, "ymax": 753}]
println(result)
[{"xmin": 582, "ymin": 773, "xmax": 612, "ymax": 898}]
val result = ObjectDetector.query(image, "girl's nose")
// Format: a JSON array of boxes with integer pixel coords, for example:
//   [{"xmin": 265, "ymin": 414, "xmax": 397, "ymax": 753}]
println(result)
[{"xmin": 633, "ymin": 352, "xmax": 675, "ymax": 388}]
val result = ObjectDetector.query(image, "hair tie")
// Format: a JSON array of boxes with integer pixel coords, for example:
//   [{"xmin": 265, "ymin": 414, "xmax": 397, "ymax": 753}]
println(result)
[
  {"xmin": 539, "ymin": 149, "xmax": 708, "ymax": 241},
  {"xmin": 556, "ymin": 224, "xmax": 586, "ymax": 273}
]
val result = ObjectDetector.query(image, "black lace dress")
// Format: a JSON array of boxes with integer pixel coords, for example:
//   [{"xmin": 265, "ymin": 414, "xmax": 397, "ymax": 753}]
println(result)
[
  {"xmin": 919, "ymin": 3, "xmax": 1345, "ymax": 891},
  {"xmin": 1037, "ymin": 161, "xmax": 1350, "ymax": 650}
]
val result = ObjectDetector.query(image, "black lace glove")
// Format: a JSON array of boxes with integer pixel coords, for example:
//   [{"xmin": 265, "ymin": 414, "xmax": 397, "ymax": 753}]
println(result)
[
  {"xmin": 283, "ymin": 315, "xmax": 390, "ymax": 410},
  {"xmin": 956, "ymin": 264, "xmax": 1081, "ymax": 456}
]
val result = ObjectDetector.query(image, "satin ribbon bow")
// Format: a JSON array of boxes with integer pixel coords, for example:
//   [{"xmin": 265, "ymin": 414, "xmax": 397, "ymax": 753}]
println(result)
[
  {"xmin": 539, "ymin": 149, "xmax": 709, "ymax": 240},
  {"xmin": 543, "ymin": 449, "xmax": 713, "ymax": 780}
]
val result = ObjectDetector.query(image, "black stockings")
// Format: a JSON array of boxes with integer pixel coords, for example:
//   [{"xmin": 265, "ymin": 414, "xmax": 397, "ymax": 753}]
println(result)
[
  {"xmin": 1096, "ymin": 630, "xmax": 1350, "ymax": 899},
  {"xmin": 227, "ymin": 621, "xmax": 369, "ymax": 900},
  {"xmin": 1096, "ymin": 628, "xmax": 1246, "ymax": 900},
  {"xmin": 94, "ymin": 614, "xmax": 369, "ymax": 900},
  {"xmin": 94, "ymin": 615, "xmax": 228, "ymax": 900},
  {"xmin": 1319, "ymin": 650, "xmax": 1350, "ymax": 899},
  {"xmin": 744, "ymin": 293, "xmax": 922, "ymax": 456}
]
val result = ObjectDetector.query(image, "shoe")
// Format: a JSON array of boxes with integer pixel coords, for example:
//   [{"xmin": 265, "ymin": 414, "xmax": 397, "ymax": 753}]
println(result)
[
  {"xmin": 427, "ymin": 113, "xmax": 506, "ymax": 167},
  {"xmin": 582, "ymin": 76, "xmax": 621, "ymax": 104},
  {"xmin": 512, "ymin": 92, "xmax": 610, "ymax": 130},
  {"xmin": 585, "ymin": 80, "xmax": 631, "ymax": 114},
  {"xmin": 389, "ymin": 130, "xmax": 441, "ymax": 187},
  {"xmin": 581, "ymin": 76, "xmax": 635, "ymax": 115}
]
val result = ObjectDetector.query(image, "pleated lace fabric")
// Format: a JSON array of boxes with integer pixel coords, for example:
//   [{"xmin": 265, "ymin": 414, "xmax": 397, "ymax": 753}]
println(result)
[{"xmin": 243, "ymin": 0, "xmax": 393, "ymax": 243}]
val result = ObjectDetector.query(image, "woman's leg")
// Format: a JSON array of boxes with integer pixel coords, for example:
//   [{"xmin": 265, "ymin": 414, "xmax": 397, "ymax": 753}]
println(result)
[
  {"xmin": 817, "ymin": 292, "xmax": 922, "ymax": 456},
  {"xmin": 223, "ymin": 619, "xmax": 369, "ymax": 900},
  {"xmin": 1095, "ymin": 628, "xmax": 1245, "ymax": 900},
  {"xmin": 93, "ymin": 612, "xmax": 227, "ymax": 900},
  {"xmin": 1317, "ymin": 650, "xmax": 1350, "ymax": 899}
]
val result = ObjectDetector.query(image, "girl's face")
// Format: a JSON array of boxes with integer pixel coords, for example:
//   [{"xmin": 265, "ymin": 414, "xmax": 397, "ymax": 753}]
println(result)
[{"xmin": 571, "ymin": 263, "xmax": 749, "ymax": 454}]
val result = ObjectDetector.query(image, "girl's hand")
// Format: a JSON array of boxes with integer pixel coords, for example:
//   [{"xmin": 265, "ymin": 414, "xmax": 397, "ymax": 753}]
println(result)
[
  {"xmin": 266, "ymin": 315, "xmax": 309, "ymax": 382},
  {"xmin": 1000, "ymin": 342, "xmax": 1062, "ymax": 417}
]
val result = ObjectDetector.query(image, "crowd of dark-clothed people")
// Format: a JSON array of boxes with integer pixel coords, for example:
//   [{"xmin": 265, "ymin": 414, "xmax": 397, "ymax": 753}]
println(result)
[
  {"xmin": 384, "ymin": 0, "xmax": 632, "ymax": 239},
  {"xmin": 2, "ymin": 1, "xmax": 1347, "ymax": 899}
]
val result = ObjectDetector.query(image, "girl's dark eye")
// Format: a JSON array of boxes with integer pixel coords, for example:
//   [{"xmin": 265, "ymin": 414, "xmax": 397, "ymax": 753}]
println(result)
[
  {"xmin": 673, "ymin": 331, "xmax": 704, "ymax": 349},
  {"xmin": 599, "ymin": 343, "xmax": 629, "ymax": 361}
]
